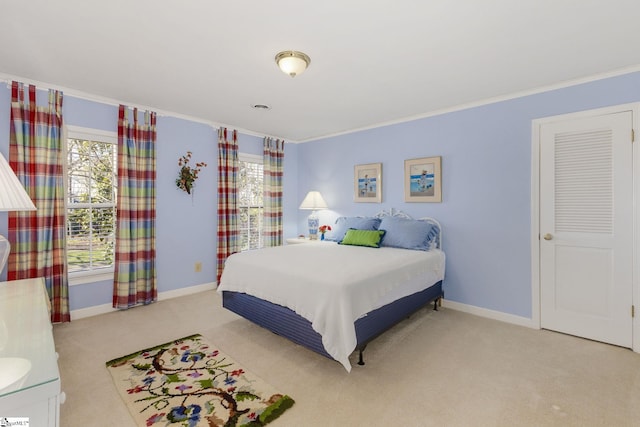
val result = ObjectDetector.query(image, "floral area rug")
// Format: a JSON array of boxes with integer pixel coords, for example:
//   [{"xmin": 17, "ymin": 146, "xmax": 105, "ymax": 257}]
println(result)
[{"xmin": 106, "ymin": 334, "xmax": 294, "ymax": 427}]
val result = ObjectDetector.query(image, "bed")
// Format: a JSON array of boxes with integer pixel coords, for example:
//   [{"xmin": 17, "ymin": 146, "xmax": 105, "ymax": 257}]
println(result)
[{"xmin": 217, "ymin": 209, "xmax": 445, "ymax": 371}]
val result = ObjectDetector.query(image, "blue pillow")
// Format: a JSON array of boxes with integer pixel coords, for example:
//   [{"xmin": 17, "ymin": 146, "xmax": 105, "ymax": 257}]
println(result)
[
  {"xmin": 379, "ymin": 217, "xmax": 439, "ymax": 251},
  {"xmin": 326, "ymin": 216, "xmax": 382, "ymax": 242}
]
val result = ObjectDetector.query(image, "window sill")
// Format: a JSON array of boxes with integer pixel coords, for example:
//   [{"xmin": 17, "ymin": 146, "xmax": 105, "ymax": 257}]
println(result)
[{"xmin": 69, "ymin": 270, "xmax": 114, "ymax": 286}]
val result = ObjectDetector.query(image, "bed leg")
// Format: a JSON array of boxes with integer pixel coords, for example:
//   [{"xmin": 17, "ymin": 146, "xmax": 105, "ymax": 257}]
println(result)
[
  {"xmin": 433, "ymin": 296, "xmax": 443, "ymax": 311},
  {"xmin": 358, "ymin": 345, "xmax": 367, "ymax": 366}
]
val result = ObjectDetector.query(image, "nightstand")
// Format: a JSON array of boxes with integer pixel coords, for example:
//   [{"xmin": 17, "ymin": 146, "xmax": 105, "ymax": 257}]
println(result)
[
  {"xmin": 286, "ymin": 237, "xmax": 313, "ymax": 244},
  {"xmin": 286, "ymin": 237, "xmax": 327, "ymax": 244}
]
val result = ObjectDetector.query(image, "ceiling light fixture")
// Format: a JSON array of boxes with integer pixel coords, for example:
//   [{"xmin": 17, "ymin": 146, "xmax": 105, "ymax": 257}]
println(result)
[{"xmin": 275, "ymin": 50, "xmax": 311, "ymax": 78}]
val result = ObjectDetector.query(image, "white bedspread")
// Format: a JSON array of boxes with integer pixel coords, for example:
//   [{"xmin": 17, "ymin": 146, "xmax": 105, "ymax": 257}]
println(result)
[{"xmin": 217, "ymin": 243, "xmax": 445, "ymax": 371}]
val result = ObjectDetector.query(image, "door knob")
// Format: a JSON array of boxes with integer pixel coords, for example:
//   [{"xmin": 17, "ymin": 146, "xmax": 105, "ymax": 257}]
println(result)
[{"xmin": 543, "ymin": 233, "xmax": 553, "ymax": 240}]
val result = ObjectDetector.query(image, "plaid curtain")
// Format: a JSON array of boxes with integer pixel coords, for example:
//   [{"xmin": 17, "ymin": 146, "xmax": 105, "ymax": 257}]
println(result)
[
  {"xmin": 113, "ymin": 105, "xmax": 157, "ymax": 309},
  {"xmin": 263, "ymin": 137, "xmax": 284, "ymax": 247},
  {"xmin": 8, "ymin": 81, "xmax": 70, "ymax": 322},
  {"xmin": 216, "ymin": 128, "xmax": 239, "ymax": 284}
]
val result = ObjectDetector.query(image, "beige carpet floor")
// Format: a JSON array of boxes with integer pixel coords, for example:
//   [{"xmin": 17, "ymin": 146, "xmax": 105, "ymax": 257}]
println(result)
[{"xmin": 53, "ymin": 290, "xmax": 640, "ymax": 427}]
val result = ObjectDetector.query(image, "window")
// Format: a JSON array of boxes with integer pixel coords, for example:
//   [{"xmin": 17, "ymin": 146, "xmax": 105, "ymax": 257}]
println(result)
[
  {"xmin": 238, "ymin": 154, "xmax": 263, "ymax": 251},
  {"xmin": 65, "ymin": 126, "xmax": 117, "ymax": 278}
]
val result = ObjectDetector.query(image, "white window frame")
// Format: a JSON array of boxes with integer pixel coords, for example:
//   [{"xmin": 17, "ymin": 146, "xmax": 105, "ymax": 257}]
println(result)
[
  {"xmin": 238, "ymin": 153, "xmax": 264, "ymax": 251},
  {"xmin": 65, "ymin": 125, "xmax": 117, "ymax": 286}
]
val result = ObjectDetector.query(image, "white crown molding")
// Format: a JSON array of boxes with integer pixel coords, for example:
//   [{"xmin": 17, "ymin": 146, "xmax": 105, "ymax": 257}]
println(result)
[
  {"xmin": 294, "ymin": 64, "xmax": 640, "ymax": 143},
  {"xmin": 0, "ymin": 73, "xmax": 288, "ymax": 142}
]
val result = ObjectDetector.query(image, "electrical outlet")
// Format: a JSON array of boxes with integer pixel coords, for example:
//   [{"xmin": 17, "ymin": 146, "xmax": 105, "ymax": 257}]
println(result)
[{"xmin": 194, "ymin": 262, "xmax": 202, "ymax": 272}]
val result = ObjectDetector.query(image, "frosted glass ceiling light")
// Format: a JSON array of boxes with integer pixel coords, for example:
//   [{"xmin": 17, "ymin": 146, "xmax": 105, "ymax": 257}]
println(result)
[{"xmin": 275, "ymin": 51, "xmax": 311, "ymax": 77}]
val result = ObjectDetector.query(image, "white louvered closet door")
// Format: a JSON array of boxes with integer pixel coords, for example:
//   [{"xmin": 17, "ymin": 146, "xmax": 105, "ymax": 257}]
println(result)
[{"xmin": 540, "ymin": 111, "xmax": 633, "ymax": 347}]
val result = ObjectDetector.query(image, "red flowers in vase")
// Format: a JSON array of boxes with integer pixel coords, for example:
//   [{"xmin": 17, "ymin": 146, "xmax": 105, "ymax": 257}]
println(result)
[{"xmin": 319, "ymin": 225, "xmax": 332, "ymax": 240}]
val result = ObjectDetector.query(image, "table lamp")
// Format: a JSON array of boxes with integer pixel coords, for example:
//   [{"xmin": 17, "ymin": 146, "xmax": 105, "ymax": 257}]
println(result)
[
  {"xmin": 0, "ymin": 152, "xmax": 37, "ymax": 274},
  {"xmin": 299, "ymin": 191, "xmax": 327, "ymax": 240}
]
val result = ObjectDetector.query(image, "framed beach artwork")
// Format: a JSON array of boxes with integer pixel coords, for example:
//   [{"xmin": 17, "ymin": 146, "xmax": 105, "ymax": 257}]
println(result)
[
  {"xmin": 404, "ymin": 156, "xmax": 442, "ymax": 202},
  {"xmin": 354, "ymin": 163, "xmax": 382, "ymax": 203}
]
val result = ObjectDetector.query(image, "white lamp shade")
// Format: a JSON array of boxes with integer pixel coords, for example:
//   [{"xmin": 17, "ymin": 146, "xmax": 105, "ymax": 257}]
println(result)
[
  {"xmin": 0, "ymin": 151, "xmax": 36, "ymax": 275},
  {"xmin": 0, "ymin": 152, "xmax": 36, "ymax": 212},
  {"xmin": 299, "ymin": 191, "xmax": 328, "ymax": 210}
]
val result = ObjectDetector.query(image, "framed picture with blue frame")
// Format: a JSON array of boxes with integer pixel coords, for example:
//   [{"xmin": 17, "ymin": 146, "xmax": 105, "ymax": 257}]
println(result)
[
  {"xmin": 404, "ymin": 156, "xmax": 442, "ymax": 202},
  {"xmin": 354, "ymin": 162, "xmax": 382, "ymax": 203}
]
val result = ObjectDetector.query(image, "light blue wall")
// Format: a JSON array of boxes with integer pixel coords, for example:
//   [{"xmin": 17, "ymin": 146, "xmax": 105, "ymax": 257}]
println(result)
[
  {"xmin": 296, "ymin": 71, "xmax": 640, "ymax": 318},
  {"xmin": 2, "ymin": 71, "xmax": 640, "ymax": 317},
  {"xmin": 0, "ymin": 85, "xmax": 299, "ymax": 310}
]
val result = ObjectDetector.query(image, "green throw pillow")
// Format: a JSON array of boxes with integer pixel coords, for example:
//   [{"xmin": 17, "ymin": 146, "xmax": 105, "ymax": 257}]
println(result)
[{"xmin": 339, "ymin": 228, "xmax": 386, "ymax": 248}]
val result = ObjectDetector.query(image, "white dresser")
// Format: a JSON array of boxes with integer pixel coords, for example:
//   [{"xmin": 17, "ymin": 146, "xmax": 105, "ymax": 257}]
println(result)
[{"xmin": 0, "ymin": 277, "xmax": 61, "ymax": 426}]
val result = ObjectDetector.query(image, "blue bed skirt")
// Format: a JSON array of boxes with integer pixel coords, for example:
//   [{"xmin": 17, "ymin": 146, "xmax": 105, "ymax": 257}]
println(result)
[{"xmin": 221, "ymin": 280, "xmax": 443, "ymax": 362}]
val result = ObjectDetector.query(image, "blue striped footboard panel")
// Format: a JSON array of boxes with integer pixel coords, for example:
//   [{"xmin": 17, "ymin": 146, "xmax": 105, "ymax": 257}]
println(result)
[{"xmin": 221, "ymin": 280, "xmax": 443, "ymax": 362}]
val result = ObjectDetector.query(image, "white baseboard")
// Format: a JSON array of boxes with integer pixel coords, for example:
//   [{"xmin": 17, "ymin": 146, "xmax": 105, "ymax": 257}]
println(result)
[
  {"xmin": 70, "ymin": 282, "xmax": 217, "ymax": 320},
  {"xmin": 157, "ymin": 282, "xmax": 217, "ymax": 301},
  {"xmin": 71, "ymin": 284, "xmax": 535, "ymax": 330},
  {"xmin": 442, "ymin": 299, "xmax": 537, "ymax": 329}
]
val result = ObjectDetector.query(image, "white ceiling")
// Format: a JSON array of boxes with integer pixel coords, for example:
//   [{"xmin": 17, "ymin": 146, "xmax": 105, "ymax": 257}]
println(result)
[{"xmin": 1, "ymin": 1, "xmax": 639, "ymax": 142}]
